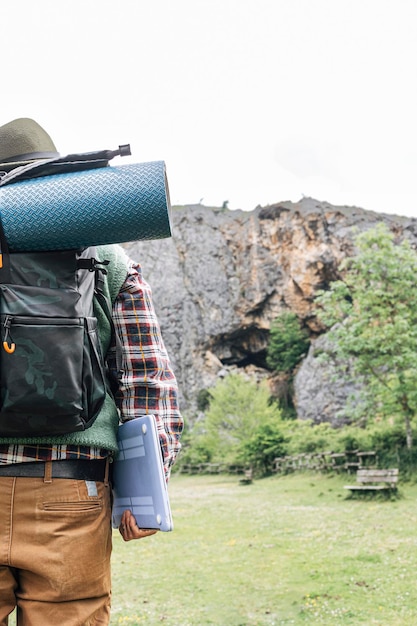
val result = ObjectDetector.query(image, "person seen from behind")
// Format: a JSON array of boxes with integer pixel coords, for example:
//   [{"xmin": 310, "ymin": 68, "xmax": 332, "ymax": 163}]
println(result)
[{"xmin": 0, "ymin": 117, "xmax": 183, "ymax": 625}]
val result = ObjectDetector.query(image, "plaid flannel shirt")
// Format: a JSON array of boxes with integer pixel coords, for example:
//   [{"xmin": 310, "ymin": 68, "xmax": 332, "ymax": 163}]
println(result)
[{"xmin": 0, "ymin": 259, "xmax": 183, "ymax": 479}]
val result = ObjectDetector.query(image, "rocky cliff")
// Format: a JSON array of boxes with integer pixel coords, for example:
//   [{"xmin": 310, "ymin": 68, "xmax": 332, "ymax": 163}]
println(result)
[{"xmin": 123, "ymin": 198, "xmax": 417, "ymax": 421}]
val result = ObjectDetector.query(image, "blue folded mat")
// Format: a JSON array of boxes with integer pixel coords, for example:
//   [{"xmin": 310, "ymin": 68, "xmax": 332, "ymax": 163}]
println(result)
[{"xmin": 0, "ymin": 160, "xmax": 171, "ymax": 252}]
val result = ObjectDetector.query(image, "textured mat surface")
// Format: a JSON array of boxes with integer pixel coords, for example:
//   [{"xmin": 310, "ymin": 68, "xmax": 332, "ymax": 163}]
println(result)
[{"xmin": 0, "ymin": 161, "xmax": 171, "ymax": 251}]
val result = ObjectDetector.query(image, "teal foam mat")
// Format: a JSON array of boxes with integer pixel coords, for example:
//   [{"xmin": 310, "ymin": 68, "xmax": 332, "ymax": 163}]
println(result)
[{"xmin": 0, "ymin": 160, "xmax": 171, "ymax": 251}]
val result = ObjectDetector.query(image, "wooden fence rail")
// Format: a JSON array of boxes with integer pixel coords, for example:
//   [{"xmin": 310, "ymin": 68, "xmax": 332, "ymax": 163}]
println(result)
[
  {"xmin": 177, "ymin": 450, "xmax": 378, "ymax": 476},
  {"xmin": 179, "ymin": 463, "xmax": 245, "ymax": 475},
  {"xmin": 272, "ymin": 450, "xmax": 377, "ymax": 474}
]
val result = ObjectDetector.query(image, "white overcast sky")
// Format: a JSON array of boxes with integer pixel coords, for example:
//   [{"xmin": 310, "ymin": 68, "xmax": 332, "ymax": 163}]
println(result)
[{"xmin": 1, "ymin": 0, "xmax": 416, "ymax": 217}]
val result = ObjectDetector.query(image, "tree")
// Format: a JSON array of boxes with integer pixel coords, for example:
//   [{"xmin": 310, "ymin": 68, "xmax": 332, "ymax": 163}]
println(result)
[
  {"xmin": 266, "ymin": 312, "xmax": 310, "ymax": 373},
  {"xmin": 316, "ymin": 223, "xmax": 417, "ymax": 449},
  {"xmin": 203, "ymin": 373, "xmax": 283, "ymax": 463}
]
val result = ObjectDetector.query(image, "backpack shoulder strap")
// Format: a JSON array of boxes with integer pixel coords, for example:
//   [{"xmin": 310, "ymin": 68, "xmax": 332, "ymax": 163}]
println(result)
[
  {"xmin": 0, "ymin": 218, "xmax": 11, "ymax": 284},
  {"xmin": 92, "ymin": 260, "xmax": 124, "ymax": 395}
]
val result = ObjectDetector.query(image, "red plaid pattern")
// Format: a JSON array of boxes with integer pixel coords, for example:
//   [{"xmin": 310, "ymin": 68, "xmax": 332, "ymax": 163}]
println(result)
[{"xmin": 0, "ymin": 260, "xmax": 183, "ymax": 478}]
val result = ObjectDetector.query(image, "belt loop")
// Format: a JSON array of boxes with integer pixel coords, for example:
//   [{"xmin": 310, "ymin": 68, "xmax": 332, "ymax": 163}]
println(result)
[
  {"xmin": 44, "ymin": 461, "xmax": 53, "ymax": 484},
  {"xmin": 104, "ymin": 457, "xmax": 110, "ymax": 487}
]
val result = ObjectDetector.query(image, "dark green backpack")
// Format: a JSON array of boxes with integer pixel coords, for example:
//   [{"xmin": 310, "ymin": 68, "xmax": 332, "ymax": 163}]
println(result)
[{"xmin": 0, "ymin": 147, "xmax": 128, "ymax": 437}]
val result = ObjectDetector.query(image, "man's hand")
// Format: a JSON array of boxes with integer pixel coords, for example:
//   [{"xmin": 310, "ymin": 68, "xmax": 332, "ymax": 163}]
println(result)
[{"xmin": 119, "ymin": 509, "xmax": 158, "ymax": 542}]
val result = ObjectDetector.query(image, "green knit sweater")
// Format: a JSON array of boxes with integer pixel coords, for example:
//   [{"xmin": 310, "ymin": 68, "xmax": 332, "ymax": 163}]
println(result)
[{"xmin": 0, "ymin": 244, "xmax": 129, "ymax": 453}]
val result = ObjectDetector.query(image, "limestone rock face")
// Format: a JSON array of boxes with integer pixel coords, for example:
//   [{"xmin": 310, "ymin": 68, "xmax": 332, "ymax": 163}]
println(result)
[
  {"xmin": 293, "ymin": 334, "xmax": 362, "ymax": 426},
  {"xmin": 123, "ymin": 199, "xmax": 417, "ymax": 418}
]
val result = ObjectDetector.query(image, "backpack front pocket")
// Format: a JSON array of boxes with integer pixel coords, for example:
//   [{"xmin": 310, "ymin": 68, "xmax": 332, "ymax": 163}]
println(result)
[{"xmin": 0, "ymin": 315, "xmax": 89, "ymax": 436}]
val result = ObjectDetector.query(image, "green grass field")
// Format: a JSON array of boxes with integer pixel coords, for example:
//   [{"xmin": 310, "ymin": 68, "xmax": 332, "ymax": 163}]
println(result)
[{"xmin": 110, "ymin": 472, "xmax": 417, "ymax": 625}]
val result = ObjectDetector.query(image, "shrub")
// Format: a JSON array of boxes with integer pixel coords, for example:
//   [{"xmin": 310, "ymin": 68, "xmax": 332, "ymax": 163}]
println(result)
[
  {"xmin": 196, "ymin": 388, "xmax": 212, "ymax": 412},
  {"xmin": 284, "ymin": 420, "xmax": 340, "ymax": 455},
  {"xmin": 238, "ymin": 421, "xmax": 288, "ymax": 476}
]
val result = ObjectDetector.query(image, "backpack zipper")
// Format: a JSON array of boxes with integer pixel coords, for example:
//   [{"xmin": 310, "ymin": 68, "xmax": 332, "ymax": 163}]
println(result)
[{"xmin": 3, "ymin": 316, "xmax": 15, "ymax": 354}]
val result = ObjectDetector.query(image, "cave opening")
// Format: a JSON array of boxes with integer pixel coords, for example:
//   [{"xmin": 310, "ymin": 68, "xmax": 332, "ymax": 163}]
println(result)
[{"xmin": 209, "ymin": 325, "xmax": 270, "ymax": 370}]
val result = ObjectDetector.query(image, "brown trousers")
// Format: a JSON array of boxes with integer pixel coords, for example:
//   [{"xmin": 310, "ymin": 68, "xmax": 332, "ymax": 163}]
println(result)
[{"xmin": 0, "ymin": 469, "xmax": 112, "ymax": 625}]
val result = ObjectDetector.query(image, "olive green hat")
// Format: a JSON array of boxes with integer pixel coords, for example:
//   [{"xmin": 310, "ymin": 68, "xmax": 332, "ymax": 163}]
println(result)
[{"xmin": 0, "ymin": 117, "xmax": 60, "ymax": 172}]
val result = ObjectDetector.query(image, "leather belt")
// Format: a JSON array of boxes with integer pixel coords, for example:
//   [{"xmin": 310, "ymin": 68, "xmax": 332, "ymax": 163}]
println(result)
[{"xmin": 0, "ymin": 459, "xmax": 108, "ymax": 481}]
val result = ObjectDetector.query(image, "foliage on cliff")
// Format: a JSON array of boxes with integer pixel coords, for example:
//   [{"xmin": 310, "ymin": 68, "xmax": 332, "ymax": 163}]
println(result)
[{"xmin": 266, "ymin": 312, "xmax": 310, "ymax": 373}]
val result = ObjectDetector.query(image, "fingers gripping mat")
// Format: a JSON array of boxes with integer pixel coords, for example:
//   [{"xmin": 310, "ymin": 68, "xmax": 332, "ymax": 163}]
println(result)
[{"xmin": 0, "ymin": 161, "xmax": 172, "ymax": 251}]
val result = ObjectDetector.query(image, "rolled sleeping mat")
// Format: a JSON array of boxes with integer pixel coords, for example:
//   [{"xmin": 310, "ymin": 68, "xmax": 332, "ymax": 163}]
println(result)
[{"xmin": 0, "ymin": 160, "xmax": 171, "ymax": 252}]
